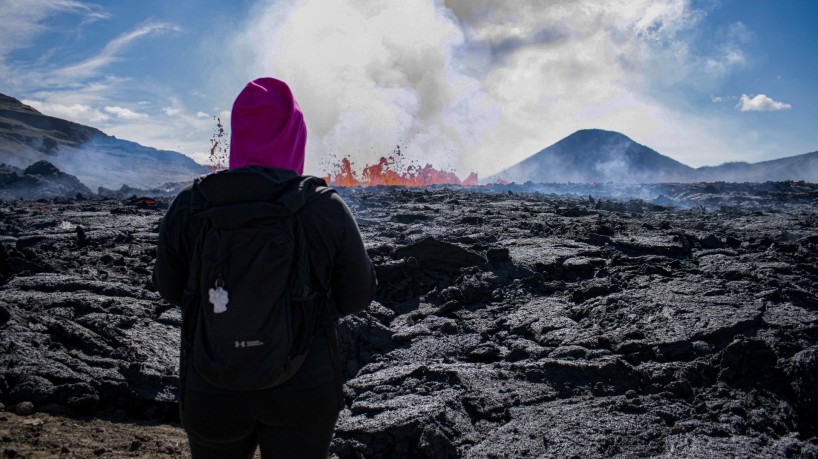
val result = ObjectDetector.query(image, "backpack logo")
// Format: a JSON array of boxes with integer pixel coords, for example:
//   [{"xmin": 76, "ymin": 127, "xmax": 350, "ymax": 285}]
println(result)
[{"xmin": 208, "ymin": 275, "xmax": 229, "ymax": 314}]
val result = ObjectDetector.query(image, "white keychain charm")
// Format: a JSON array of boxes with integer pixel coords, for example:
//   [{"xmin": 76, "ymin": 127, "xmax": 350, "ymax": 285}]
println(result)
[{"xmin": 208, "ymin": 276, "xmax": 229, "ymax": 314}]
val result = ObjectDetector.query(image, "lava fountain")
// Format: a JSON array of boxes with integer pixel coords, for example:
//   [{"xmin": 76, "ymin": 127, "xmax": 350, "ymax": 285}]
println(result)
[{"xmin": 324, "ymin": 148, "xmax": 478, "ymax": 187}]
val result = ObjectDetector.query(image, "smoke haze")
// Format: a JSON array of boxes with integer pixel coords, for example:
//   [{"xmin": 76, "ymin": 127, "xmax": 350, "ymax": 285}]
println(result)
[
  {"xmin": 229, "ymin": 0, "xmax": 495, "ymax": 176},
  {"xmin": 226, "ymin": 0, "xmax": 763, "ymax": 178}
]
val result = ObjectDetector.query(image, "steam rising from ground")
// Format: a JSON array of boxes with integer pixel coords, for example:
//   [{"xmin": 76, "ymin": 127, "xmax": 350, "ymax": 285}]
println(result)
[{"xmin": 229, "ymin": 0, "xmax": 760, "ymax": 178}]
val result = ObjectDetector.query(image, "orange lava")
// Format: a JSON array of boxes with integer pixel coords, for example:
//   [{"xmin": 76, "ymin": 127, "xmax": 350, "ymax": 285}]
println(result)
[
  {"xmin": 325, "ymin": 157, "xmax": 361, "ymax": 187},
  {"xmin": 208, "ymin": 116, "xmax": 229, "ymax": 173},
  {"xmin": 325, "ymin": 151, "xmax": 478, "ymax": 188},
  {"xmin": 462, "ymin": 172, "xmax": 479, "ymax": 186}
]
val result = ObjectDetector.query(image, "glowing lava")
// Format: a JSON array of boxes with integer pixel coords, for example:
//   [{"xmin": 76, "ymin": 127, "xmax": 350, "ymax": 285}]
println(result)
[{"xmin": 324, "ymin": 150, "xmax": 478, "ymax": 188}]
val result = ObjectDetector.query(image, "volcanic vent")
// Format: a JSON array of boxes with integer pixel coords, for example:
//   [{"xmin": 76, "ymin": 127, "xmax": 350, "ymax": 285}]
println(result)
[{"xmin": 325, "ymin": 148, "xmax": 478, "ymax": 187}]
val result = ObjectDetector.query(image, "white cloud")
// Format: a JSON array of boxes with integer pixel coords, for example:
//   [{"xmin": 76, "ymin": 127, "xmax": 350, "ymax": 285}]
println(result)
[
  {"xmin": 22, "ymin": 99, "xmax": 109, "ymax": 124},
  {"xmin": 105, "ymin": 100, "xmax": 217, "ymax": 161},
  {"xmin": 103, "ymin": 120, "xmax": 212, "ymax": 163},
  {"xmin": 80, "ymin": 10, "xmax": 110, "ymax": 25},
  {"xmin": 196, "ymin": 111, "xmax": 210, "ymax": 118},
  {"xmin": 104, "ymin": 105, "xmax": 148, "ymax": 120},
  {"xmin": 0, "ymin": 1, "xmax": 109, "ymax": 96},
  {"xmin": 737, "ymin": 94, "xmax": 792, "ymax": 112},
  {"xmin": 0, "ymin": 0, "xmax": 102, "ymax": 56},
  {"xmin": 55, "ymin": 22, "xmax": 182, "ymax": 80},
  {"xmin": 702, "ymin": 22, "xmax": 750, "ymax": 77}
]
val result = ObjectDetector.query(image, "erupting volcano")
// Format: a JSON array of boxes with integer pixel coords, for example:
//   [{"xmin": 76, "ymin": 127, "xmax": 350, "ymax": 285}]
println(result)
[{"xmin": 324, "ymin": 148, "xmax": 478, "ymax": 187}]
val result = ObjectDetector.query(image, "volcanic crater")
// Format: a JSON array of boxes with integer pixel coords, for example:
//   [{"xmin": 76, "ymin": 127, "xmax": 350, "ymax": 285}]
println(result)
[{"xmin": 0, "ymin": 182, "xmax": 817, "ymax": 457}]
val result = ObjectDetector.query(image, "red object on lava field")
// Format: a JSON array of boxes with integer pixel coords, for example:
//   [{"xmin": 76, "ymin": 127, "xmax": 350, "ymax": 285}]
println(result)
[
  {"xmin": 127, "ymin": 197, "xmax": 157, "ymax": 208},
  {"xmin": 325, "ymin": 150, "xmax": 478, "ymax": 188}
]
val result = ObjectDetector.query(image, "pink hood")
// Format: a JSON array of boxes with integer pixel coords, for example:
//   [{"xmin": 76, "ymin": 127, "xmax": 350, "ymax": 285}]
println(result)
[{"xmin": 229, "ymin": 77, "xmax": 307, "ymax": 174}]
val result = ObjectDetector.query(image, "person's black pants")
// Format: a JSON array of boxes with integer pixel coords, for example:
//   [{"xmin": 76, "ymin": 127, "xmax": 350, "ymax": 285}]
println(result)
[{"xmin": 180, "ymin": 379, "xmax": 340, "ymax": 459}]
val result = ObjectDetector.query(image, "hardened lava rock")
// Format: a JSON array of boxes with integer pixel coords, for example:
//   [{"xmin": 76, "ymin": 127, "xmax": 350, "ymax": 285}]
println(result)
[
  {"xmin": 0, "ymin": 161, "xmax": 93, "ymax": 200},
  {"xmin": 331, "ymin": 186, "xmax": 818, "ymax": 458},
  {"xmin": 0, "ymin": 199, "xmax": 178, "ymax": 418},
  {"xmin": 0, "ymin": 183, "xmax": 817, "ymax": 457}
]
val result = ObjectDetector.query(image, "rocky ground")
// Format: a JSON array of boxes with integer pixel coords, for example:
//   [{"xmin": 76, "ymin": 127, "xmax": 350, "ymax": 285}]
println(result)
[{"xmin": 0, "ymin": 183, "xmax": 817, "ymax": 458}]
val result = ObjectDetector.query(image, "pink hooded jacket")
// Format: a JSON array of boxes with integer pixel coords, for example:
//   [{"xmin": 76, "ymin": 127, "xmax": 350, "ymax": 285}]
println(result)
[{"xmin": 229, "ymin": 78, "xmax": 307, "ymax": 174}]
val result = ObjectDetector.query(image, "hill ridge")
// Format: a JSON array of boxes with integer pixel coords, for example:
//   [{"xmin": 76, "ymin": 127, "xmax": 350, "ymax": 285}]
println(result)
[{"xmin": 0, "ymin": 92, "xmax": 207, "ymax": 190}]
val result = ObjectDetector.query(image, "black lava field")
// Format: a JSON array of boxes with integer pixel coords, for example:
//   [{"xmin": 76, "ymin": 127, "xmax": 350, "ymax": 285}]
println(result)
[{"xmin": 1, "ymin": 183, "xmax": 817, "ymax": 458}]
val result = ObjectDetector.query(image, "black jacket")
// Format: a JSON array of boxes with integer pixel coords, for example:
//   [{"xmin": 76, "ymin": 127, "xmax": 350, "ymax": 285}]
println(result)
[{"xmin": 153, "ymin": 167, "xmax": 376, "ymax": 392}]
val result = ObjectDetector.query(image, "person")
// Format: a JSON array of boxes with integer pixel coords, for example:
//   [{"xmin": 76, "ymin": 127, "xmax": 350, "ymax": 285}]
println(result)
[{"xmin": 153, "ymin": 77, "xmax": 377, "ymax": 458}]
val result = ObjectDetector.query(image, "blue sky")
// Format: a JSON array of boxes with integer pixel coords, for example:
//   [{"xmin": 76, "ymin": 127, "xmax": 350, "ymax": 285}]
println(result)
[{"xmin": 0, "ymin": 0, "xmax": 815, "ymax": 177}]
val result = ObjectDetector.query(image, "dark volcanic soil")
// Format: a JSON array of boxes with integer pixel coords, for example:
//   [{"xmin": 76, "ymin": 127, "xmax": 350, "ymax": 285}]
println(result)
[{"xmin": 1, "ymin": 184, "xmax": 817, "ymax": 458}]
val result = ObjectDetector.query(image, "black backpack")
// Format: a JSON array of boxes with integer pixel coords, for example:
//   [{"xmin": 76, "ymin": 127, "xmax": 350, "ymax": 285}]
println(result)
[{"xmin": 181, "ymin": 171, "xmax": 333, "ymax": 391}]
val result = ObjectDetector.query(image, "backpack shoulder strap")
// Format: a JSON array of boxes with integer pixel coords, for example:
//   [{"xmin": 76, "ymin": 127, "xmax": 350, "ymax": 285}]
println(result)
[
  {"xmin": 283, "ymin": 176, "xmax": 344, "ymax": 408},
  {"xmin": 277, "ymin": 175, "xmax": 336, "ymax": 213},
  {"xmin": 189, "ymin": 175, "xmax": 210, "ymax": 211}
]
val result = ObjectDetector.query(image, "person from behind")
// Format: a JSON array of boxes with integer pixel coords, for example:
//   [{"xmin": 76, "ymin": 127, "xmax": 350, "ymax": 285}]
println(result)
[{"xmin": 153, "ymin": 77, "xmax": 377, "ymax": 458}]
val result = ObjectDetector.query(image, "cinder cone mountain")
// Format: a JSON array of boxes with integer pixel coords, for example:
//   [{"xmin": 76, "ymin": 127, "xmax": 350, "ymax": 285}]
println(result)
[{"xmin": 491, "ymin": 129, "xmax": 695, "ymax": 184}]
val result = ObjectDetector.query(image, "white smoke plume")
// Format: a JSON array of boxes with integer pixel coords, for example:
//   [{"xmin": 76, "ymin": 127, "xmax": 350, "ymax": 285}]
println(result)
[
  {"xmin": 230, "ymin": 0, "xmax": 494, "ymax": 176},
  {"xmin": 226, "ymin": 0, "xmax": 761, "ymax": 177}
]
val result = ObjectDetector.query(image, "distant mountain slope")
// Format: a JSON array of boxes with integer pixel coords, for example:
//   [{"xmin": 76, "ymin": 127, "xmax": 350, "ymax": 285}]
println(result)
[
  {"xmin": 492, "ymin": 129, "xmax": 818, "ymax": 184},
  {"xmin": 697, "ymin": 150, "xmax": 818, "ymax": 183},
  {"xmin": 491, "ymin": 129, "xmax": 696, "ymax": 184},
  {"xmin": 0, "ymin": 93, "xmax": 207, "ymax": 190}
]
